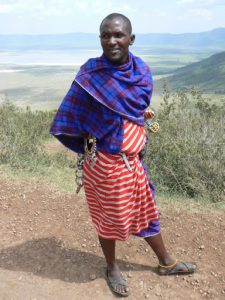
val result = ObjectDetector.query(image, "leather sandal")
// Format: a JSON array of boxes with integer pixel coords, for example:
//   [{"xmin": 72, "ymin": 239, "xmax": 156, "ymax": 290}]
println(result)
[
  {"xmin": 105, "ymin": 269, "xmax": 129, "ymax": 297},
  {"xmin": 158, "ymin": 261, "xmax": 197, "ymax": 275}
]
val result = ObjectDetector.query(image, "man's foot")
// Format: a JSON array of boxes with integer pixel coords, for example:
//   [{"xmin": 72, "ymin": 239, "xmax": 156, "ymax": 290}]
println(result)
[
  {"xmin": 158, "ymin": 261, "xmax": 197, "ymax": 275},
  {"xmin": 105, "ymin": 264, "xmax": 129, "ymax": 297}
]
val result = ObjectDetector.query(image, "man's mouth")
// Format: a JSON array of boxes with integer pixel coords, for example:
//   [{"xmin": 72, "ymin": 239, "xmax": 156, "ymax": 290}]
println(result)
[{"xmin": 109, "ymin": 49, "xmax": 120, "ymax": 54}]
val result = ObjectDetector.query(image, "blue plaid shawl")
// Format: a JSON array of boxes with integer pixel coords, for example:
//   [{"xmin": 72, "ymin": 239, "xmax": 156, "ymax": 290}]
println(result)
[{"xmin": 50, "ymin": 52, "xmax": 153, "ymax": 154}]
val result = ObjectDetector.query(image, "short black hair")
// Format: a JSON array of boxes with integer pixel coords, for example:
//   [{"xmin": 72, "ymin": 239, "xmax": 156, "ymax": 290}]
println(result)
[{"xmin": 100, "ymin": 13, "xmax": 132, "ymax": 34}]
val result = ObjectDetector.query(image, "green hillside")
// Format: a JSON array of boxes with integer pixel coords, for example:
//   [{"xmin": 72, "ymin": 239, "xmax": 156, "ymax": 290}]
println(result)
[{"xmin": 155, "ymin": 51, "xmax": 225, "ymax": 93}]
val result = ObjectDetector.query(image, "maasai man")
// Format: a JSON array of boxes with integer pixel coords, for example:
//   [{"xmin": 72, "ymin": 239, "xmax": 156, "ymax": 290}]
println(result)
[{"xmin": 50, "ymin": 13, "xmax": 196, "ymax": 298}]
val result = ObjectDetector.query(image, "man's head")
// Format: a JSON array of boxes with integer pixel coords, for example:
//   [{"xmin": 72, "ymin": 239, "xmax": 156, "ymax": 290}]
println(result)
[{"xmin": 99, "ymin": 13, "xmax": 135, "ymax": 65}]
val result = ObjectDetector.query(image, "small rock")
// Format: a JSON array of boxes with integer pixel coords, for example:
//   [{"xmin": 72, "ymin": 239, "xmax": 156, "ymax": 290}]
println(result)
[
  {"xmin": 89, "ymin": 273, "xmax": 97, "ymax": 280},
  {"xmin": 128, "ymin": 272, "xmax": 132, "ymax": 278},
  {"xmin": 199, "ymin": 245, "xmax": 205, "ymax": 250},
  {"xmin": 140, "ymin": 280, "xmax": 144, "ymax": 287}
]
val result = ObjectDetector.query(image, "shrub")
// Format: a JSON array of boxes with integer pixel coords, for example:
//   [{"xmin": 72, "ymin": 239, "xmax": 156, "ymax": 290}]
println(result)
[
  {"xmin": 0, "ymin": 100, "xmax": 64, "ymax": 171},
  {"xmin": 146, "ymin": 84, "xmax": 225, "ymax": 202}
]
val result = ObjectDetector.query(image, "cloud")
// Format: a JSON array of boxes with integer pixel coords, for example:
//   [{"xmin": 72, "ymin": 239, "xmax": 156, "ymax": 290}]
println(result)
[
  {"xmin": 177, "ymin": 0, "xmax": 195, "ymax": 4},
  {"xmin": 177, "ymin": 0, "xmax": 225, "ymax": 7},
  {"xmin": 176, "ymin": 0, "xmax": 224, "ymax": 23},
  {"xmin": 0, "ymin": 0, "xmax": 73, "ymax": 15},
  {"xmin": 0, "ymin": 0, "xmax": 37, "ymax": 14},
  {"xmin": 190, "ymin": 8, "xmax": 213, "ymax": 19},
  {"xmin": 1, "ymin": 0, "xmax": 225, "ymax": 34},
  {"xmin": 0, "ymin": 0, "xmax": 138, "ymax": 17},
  {"xmin": 0, "ymin": 4, "xmax": 12, "ymax": 13},
  {"xmin": 155, "ymin": 11, "xmax": 167, "ymax": 17},
  {"xmin": 0, "ymin": 0, "xmax": 17, "ymax": 3},
  {"xmin": 0, "ymin": 0, "xmax": 20, "ymax": 14}
]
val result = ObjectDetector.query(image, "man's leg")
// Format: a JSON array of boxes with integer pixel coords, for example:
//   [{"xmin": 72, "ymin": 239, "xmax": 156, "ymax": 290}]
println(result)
[
  {"xmin": 98, "ymin": 236, "xmax": 116, "ymax": 267},
  {"xmin": 98, "ymin": 236, "xmax": 129, "ymax": 295},
  {"xmin": 144, "ymin": 233, "xmax": 175, "ymax": 265},
  {"xmin": 145, "ymin": 233, "xmax": 196, "ymax": 274}
]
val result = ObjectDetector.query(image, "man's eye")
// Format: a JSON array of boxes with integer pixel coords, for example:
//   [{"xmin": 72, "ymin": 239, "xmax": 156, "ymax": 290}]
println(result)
[
  {"xmin": 100, "ymin": 34, "xmax": 109, "ymax": 40},
  {"xmin": 115, "ymin": 33, "xmax": 123, "ymax": 38}
]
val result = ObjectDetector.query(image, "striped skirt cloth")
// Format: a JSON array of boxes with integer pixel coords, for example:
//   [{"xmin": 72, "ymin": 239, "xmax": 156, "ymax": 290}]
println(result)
[{"xmin": 83, "ymin": 120, "xmax": 159, "ymax": 241}]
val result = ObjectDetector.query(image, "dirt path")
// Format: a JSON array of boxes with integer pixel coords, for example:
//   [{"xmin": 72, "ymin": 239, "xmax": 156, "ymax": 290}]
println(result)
[{"xmin": 0, "ymin": 176, "xmax": 225, "ymax": 300}]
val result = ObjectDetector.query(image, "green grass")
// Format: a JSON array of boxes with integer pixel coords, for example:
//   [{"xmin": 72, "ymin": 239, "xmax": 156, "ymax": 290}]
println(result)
[
  {"xmin": 0, "ymin": 162, "xmax": 76, "ymax": 194},
  {"xmin": 157, "ymin": 193, "xmax": 225, "ymax": 215}
]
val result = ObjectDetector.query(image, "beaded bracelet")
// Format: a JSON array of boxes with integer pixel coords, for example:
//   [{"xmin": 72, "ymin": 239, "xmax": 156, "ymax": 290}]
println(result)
[
  {"xmin": 144, "ymin": 109, "xmax": 159, "ymax": 134},
  {"xmin": 84, "ymin": 135, "xmax": 98, "ymax": 167}
]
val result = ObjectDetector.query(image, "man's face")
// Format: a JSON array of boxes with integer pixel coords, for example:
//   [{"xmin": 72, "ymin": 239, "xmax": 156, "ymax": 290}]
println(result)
[{"xmin": 100, "ymin": 18, "xmax": 135, "ymax": 65}]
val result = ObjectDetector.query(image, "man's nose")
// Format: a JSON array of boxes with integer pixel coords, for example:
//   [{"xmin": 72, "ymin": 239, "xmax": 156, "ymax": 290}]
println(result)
[{"xmin": 109, "ymin": 36, "xmax": 117, "ymax": 45}]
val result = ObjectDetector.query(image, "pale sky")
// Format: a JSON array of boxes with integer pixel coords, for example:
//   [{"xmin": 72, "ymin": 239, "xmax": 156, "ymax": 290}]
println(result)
[{"xmin": 1, "ymin": 0, "xmax": 225, "ymax": 35}]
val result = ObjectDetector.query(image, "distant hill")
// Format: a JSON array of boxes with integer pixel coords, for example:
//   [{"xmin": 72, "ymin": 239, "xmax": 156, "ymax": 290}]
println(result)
[
  {"xmin": 1, "ymin": 28, "xmax": 225, "ymax": 50},
  {"xmin": 136, "ymin": 28, "xmax": 225, "ymax": 49},
  {"xmin": 155, "ymin": 51, "xmax": 225, "ymax": 93},
  {"xmin": 0, "ymin": 33, "xmax": 99, "ymax": 50}
]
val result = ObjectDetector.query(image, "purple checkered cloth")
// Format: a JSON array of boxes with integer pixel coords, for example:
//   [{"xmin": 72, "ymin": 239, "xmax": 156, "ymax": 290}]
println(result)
[{"xmin": 50, "ymin": 52, "xmax": 153, "ymax": 154}]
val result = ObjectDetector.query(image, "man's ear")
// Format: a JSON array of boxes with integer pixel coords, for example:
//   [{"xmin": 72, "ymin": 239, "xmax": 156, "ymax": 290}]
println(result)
[{"xmin": 130, "ymin": 34, "xmax": 135, "ymax": 45}]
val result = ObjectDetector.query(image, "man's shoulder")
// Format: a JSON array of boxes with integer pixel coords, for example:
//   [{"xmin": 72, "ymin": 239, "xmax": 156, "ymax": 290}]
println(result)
[
  {"xmin": 77, "ymin": 56, "xmax": 104, "ymax": 76},
  {"xmin": 130, "ymin": 52, "xmax": 150, "ymax": 72}
]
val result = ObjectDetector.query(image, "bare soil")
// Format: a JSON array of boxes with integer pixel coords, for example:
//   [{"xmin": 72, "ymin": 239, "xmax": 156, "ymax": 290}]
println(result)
[{"xmin": 0, "ymin": 176, "xmax": 225, "ymax": 300}]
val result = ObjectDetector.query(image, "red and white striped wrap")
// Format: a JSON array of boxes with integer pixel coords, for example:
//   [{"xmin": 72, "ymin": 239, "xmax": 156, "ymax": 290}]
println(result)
[{"xmin": 83, "ymin": 120, "xmax": 159, "ymax": 241}]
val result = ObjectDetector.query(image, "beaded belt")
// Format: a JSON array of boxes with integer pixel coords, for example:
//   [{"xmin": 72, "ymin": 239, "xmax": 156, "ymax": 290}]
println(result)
[{"xmin": 84, "ymin": 135, "xmax": 134, "ymax": 172}]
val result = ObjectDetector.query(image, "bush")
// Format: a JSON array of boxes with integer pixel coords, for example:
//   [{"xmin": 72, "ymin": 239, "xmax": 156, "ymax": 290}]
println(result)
[
  {"xmin": 0, "ymin": 100, "xmax": 68, "ymax": 171},
  {"xmin": 146, "ymin": 84, "xmax": 225, "ymax": 202}
]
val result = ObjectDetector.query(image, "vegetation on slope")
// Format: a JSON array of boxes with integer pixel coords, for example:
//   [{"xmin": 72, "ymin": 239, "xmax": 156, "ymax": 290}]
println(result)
[
  {"xmin": 146, "ymin": 85, "xmax": 225, "ymax": 202},
  {"xmin": 0, "ymin": 101, "xmax": 72, "ymax": 172},
  {"xmin": 156, "ymin": 51, "xmax": 225, "ymax": 93},
  {"xmin": 0, "ymin": 90, "xmax": 224, "ymax": 202}
]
